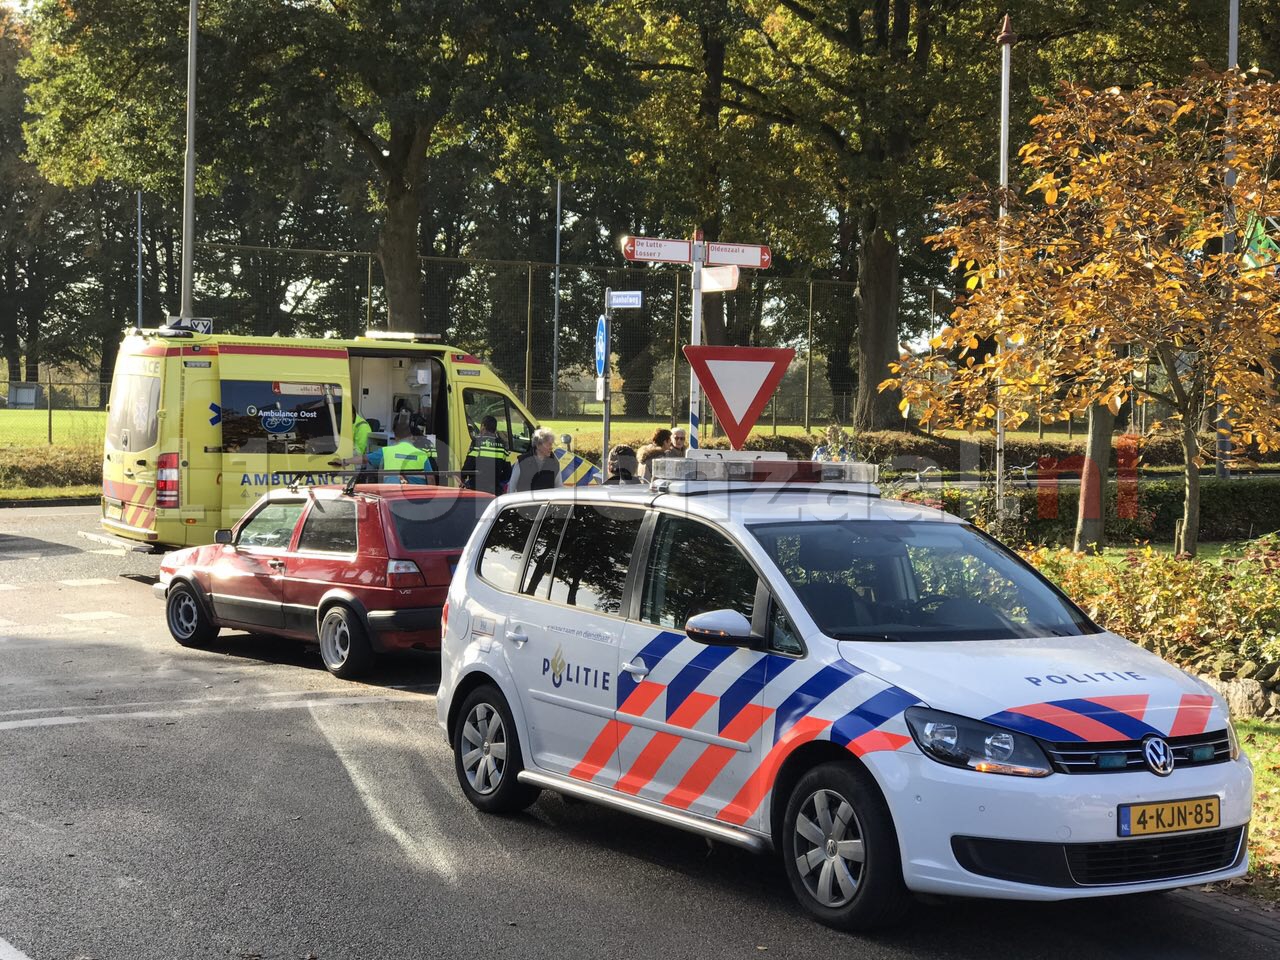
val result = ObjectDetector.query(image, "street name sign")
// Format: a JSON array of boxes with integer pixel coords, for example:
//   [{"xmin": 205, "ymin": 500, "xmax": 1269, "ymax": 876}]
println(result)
[
  {"xmin": 607, "ymin": 290, "xmax": 643, "ymax": 309},
  {"xmin": 621, "ymin": 236, "xmax": 692, "ymax": 264}
]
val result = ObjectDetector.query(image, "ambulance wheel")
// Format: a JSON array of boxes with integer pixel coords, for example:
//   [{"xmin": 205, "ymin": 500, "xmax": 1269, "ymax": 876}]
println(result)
[
  {"xmin": 453, "ymin": 685, "xmax": 539, "ymax": 814},
  {"xmin": 166, "ymin": 582, "xmax": 219, "ymax": 648},
  {"xmin": 318, "ymin": 605, "xmax": 372, "ymax": 679},
  {"xmin": 781, "ymin": 762, "xmax": 909, "ymax": 931}
]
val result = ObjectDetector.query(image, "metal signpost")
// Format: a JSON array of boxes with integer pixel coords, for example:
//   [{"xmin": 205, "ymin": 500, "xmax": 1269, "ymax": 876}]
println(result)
[
  {"xmin": 596, "ymin": 289, "xmax": 642, "ymax": 459},
  {"xmin": 620, "ymin": 234, "xmax": 772, "ymax": 448}
]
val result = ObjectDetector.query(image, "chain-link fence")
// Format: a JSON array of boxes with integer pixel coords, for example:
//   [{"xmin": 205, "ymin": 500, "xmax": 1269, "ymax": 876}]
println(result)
[
  {"xmin": 188, "ymin": 243, "xmax": 870, "ymax": 427},
  {"xmin": 0, "ymin": 381, "xmax": 111, "ymax": 447}
]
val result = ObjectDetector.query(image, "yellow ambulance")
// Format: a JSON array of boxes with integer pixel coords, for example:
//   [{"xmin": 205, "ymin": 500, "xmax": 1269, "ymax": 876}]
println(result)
[{"xmin": 102, "ymin": 328, "xmax": 595, "ymax": 548}]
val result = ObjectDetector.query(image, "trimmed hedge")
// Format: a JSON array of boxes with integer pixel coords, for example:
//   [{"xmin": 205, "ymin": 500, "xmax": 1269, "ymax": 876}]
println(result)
[{"xmin": 0, "ymin": 445, "xmax": 101, "ymax": 490}]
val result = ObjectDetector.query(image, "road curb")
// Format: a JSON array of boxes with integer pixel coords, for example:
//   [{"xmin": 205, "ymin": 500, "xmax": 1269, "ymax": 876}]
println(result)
[
  {"xmin": 1172, "ymin": 887, "xmax": 1280, "ymax": 940},
  {"xmin": 0, "ymin": 496, "xmax": 98, "ymax": 509}
]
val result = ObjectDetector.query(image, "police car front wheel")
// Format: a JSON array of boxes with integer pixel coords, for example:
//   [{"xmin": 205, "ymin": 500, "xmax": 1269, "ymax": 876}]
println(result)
[
  {"xmin": 781, "ymin": 762, "xmax": 908, "ymax": 930},
  {"xmin": 452, "ymin": 685, "xmax": 540, "ymax": 814}
]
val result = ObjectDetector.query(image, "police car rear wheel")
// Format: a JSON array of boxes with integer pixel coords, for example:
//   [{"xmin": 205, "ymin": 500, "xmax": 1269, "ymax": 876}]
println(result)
[
  {"xmin": 166, "ymin": 582, "xmax": 218, "ymax": 648},
  {"xmin": 319, "ymin": 606, "xmax": 372, "ymax": 679},
  {"xmin": 453, "ymin": 686, "xmax": 540, "ymax": 814},
  {"xmin": 782, "ymin": 763, "xmax": 908, "ymax": 930}
]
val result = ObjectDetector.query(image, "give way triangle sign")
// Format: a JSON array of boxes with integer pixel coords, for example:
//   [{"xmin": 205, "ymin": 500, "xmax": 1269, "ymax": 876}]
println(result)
[{"xmin": 682, "ymin": 345, "xmax": 796, "ymax": 450}]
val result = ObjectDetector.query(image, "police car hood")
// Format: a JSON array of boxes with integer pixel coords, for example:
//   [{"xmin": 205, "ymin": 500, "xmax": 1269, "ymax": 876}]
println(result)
[{"xmin": 837, "ymin": 632, "xmax": 1228, "ymax": 742}]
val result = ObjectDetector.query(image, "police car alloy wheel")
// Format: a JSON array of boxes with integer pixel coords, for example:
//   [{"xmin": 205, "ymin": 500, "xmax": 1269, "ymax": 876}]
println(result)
[
  {"xmin": 452, "ymin": 686, "xmax": 540, "ymax": 814},
  {"xmin": 165, "ymin": 582, "xmax": 219, "ymax": 648},
  {"xmin": 782, "ymin": 763, "xmax": 908, "ymax": 930},
  {"xmin": 319, "ymin": 605, "xmax": 372, "ymax": 679}
]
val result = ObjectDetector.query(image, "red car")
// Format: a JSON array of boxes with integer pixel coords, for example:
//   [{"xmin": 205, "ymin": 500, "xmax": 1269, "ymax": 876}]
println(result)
[{"xmin": 154, "ymin": 484, "xmax": 492, "ymax": 678}]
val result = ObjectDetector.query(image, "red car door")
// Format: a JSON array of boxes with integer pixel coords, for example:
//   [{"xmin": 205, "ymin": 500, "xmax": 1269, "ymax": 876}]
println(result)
[
  {"xmin": 280, "ymin": 495, "xmax": 370, "ymax": 637},
  {"xmin": 209, "ymin": 498, "xmax": 308, "ymax": 631}
]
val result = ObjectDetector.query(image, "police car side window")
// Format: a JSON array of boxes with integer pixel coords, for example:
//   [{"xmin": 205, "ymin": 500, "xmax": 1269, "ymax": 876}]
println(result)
[
  {"xmin": 521, "ymin": 505, "xmax": 570, "ymax": 597},
  {"xmin": 477, "ymin": 505, "xmax": 540, "ymax": 593},
  {"xmin": 545, "ymin": 505, "xmax": 645, "ymax": 614},
  {"xmin": 296, "ymin": 499, "xmax": 357, "ymax": 554},
  {"xmin": 640, "ymin": 515, "xmax": 758, "ymax": 629},
  {"xmin": 768, "ymin": 602, "xmax": 804, "ymax": 655}
]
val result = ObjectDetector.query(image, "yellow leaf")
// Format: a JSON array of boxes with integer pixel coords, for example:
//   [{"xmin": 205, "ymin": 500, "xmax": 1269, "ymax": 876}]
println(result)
[
  {"xmin": 966, "ymin": 336, "xmax": 979, "ymax": 350},
  {"xmin": 1107, "ymin": 396, "xmax": 1121, "ymax": 415},
  {"xmin": 898, "ymin": 398, "xmax": 911, "ymax": 415},
  {"xmin": 966, "ymin": 274, "xmax": 980, "ymax": 290},
  {"xmin": 1044, "ymin": 187, "xmax": 1058, "ymax": 205}
]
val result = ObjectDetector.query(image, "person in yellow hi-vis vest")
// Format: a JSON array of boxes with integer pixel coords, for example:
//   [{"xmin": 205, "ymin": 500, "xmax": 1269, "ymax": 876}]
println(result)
[{"xmin": 367, "ymin": 422, "xmax": 432, "ymax": 485}]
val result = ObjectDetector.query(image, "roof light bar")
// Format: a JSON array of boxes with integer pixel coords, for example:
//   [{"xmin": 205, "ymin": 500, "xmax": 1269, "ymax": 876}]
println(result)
[
  {"xmin": 361, "ymin": 330, "xmax": 443, "ymax": 343},
  {"xmin": 649, "ymin": 457, "xmax": 878, "ymax": 484}
]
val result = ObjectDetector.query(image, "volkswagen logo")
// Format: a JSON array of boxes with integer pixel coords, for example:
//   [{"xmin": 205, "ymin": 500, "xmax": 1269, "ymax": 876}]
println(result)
[{"xmin": 1143, "ymin": 736, "xmax": 1175, "ymax": 776}]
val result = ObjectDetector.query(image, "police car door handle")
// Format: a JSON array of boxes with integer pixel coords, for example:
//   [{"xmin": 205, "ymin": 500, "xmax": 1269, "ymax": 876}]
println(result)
[
  {"xmin": 505, "ymin": 626, "xmax": 528, "ymax": 646},
  {"xmin": 621, "ymin": 660, "xmax": 649, "ymax": 679}
]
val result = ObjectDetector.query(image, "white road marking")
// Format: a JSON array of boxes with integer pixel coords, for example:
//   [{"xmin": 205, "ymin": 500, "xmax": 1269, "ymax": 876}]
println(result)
[
  {"xmin": 0, "ymin": 692, "xmax": 421, "ymax": 731},
  {"xmin": 58, "ymin": 578, "xmax": 116, "ymax": 587},
  {"xmin": 0, "ymin": 619, "xmax": 15, "ymax": 627},
  {"xmin": 0, "ymin": 584, "xmax": 18, "ymax": 591},
  {"xmin": 57, "ymin": 611, "xmax": 128, "ymax": 622},
  {"xmin": 308, "ymin": 702, "xmax": 459, "ymax": 883},
  {"xmin": 0, "ymin": 685, "xmax": 436, "ymax": 718},
  {"xmin": 0, "ymin": 935, "xmax": 35, "ymax": 960}
]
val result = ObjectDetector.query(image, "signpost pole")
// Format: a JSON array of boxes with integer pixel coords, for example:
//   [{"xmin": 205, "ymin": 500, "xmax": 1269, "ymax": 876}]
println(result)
[
  {"xmin": 602, "ymin": 288, "xmax": 612, "ymax": 460},
  {"xmin": 179, "ymin": 0, "xmax": 198, "ymax": 321},
  {"xmin": 689, "ymin": 234, "xmax": 703, "ymax": 448}
]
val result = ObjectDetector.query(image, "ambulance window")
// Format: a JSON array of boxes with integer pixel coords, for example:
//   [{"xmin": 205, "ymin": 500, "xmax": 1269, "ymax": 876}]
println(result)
[
  {"xmin": 220, "ymin": 381, "xmax": 343, "ymax": 455},
  {"xmin": 546, "ymin": 505, "xmax": 645, "ymax": 614},
  {"xmin": 464, "ymin": 389, "xmax": 534, "ymax": 455},
  {"xmin": 105, "ymin": 374, "xmax": 160, "ymax": 452},
  {"xmin": 237, "ymin": 501, "xmax": 306, "ymax": 550},
  {"xmin": 296, "ymin": 499, "xmax": 357, "ymax": 554},
  {"xmin": 478, "ymin": 504, "xmax": 540, "ymax": 593},
  {"xmin": 640, "ymin": 516, "xmax": 758, "ymax": 629}
]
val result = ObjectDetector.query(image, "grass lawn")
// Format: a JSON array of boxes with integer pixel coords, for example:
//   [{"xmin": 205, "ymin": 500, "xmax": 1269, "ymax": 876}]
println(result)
[
  {"xmin": 0, "ymin": 484, "xmax": 100, "ymax": 501},
  {"xmin": 0, "ymin": 408, "xmax": 107, "ymax": 447},
  {"xmin": 1217, "ymin": 719, "xmax": 1280, "ymax": 902}
]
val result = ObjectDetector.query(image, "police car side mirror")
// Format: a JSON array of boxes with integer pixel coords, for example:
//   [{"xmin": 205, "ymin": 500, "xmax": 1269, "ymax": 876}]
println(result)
[
  {"xmin": 214, "ymin": 529, "xmax": 234, "ymax": 546},
  {"xmin": 685, "ymin": 610, "xmax": 755, "ymax": 647}
]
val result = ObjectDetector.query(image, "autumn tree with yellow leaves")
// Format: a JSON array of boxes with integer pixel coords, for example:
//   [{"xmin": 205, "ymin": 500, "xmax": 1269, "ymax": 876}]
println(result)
[{"xmin": 885, "ymin": 69, "xmax": 1280, "ymax": 556}]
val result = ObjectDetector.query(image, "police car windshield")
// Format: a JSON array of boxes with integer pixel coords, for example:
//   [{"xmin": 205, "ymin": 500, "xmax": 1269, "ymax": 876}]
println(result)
[{"xmin": 750, "ymin": 520, "xmax": 1096, "ymax": 642}]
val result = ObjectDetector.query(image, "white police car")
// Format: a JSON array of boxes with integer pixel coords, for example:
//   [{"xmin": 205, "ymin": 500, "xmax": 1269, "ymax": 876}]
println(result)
[{"xmin": 437, "ymin": 455, "xmax": 1252, "ymax": 930}]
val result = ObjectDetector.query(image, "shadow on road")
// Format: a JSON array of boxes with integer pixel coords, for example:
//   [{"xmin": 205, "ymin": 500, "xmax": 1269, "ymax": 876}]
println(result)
[
  {"xmin": 0, "ymin": 533, "xmax": 80, "ymax": 558},
  {"xmin": 196, "ymin": 631, "xmax": 441, "ymax": 691}
]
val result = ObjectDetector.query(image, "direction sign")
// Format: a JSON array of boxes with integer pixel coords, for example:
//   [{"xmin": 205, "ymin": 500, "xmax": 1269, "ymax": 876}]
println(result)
[
  {"xmin": 166, "ymin": 316, "xmax": 214, "ymax": 334},
  {"xmin": 607, "ymin": 290, "xmax": 643, "ymax": 309},
  {"xmin": 705, "ymin": 242, "xmax": 772, "ymax": 269},
  {"xmin": 621, "ymin": 236, "xmax": 692, "ymax": 264},
  {"xmin": 683, "ymin": 346, "xmax": 795, "ymax": 450},
  {"xmin": 595, "ymin": 315, "xmax": 608, "ymax": 376}
]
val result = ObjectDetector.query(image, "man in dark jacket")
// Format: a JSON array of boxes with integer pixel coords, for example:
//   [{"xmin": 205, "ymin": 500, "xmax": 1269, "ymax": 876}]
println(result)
[{"xmin": 461, "ymin": 415, "xmax": 511, "ymax": 494}]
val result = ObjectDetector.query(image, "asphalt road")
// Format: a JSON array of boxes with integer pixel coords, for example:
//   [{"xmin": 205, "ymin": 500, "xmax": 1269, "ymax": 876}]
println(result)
[{"xmin": 1, "ymin": 506, "xmax": 1277, "ymax": 960}]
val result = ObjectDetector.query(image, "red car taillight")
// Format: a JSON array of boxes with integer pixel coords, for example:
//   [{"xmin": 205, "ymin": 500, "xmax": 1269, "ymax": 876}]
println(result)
[
  {"xmin": 156, "ymin": 453, "xmax": 180, "ymax": 508},
  {"xmin": 387, "ymin": 559, "xmax": 426, "ymax": 589}
]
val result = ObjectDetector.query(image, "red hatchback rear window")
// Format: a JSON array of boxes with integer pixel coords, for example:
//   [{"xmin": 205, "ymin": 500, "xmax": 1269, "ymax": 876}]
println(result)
[{"xmin": 387, "ymin": 497, "xmax": 485, "ymax": 552}]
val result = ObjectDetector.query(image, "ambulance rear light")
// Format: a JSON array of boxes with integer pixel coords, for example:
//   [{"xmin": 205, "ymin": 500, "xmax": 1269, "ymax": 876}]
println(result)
[
  {"xmin": 387, "ymin": 559, "xmax": 426, "ymax": 589},
  {"xmin": 156, "ymin": 453, "xmax": 181, "ymax": 508},
  {"xmin": 649, "ymin": 456, "xmax": 878, "ymax": 485}
]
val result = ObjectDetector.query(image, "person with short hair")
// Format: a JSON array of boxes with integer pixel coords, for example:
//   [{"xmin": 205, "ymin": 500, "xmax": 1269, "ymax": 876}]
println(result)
[
  {"xmin": 508, "ymin": 427, "xmax": 564, "ymax": 492},
  {"xmin": 669, "ymin": 427, "xmax": 689, "ymax": 456},
  {"xmin": 366, "ymin": 421, "xmax": 432, "ymax": 484},
  {"xmin": 604, "ymin": 444, "xmax": 642, "ymax": 485},
  {"xmin": 462, "ymin": 414, "xmax": 511, "ymax": 494}
]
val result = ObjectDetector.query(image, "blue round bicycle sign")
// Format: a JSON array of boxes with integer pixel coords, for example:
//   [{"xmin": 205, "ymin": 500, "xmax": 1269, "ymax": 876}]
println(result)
[{"xmin": 595, "ymin": 315, "xmax": 608, "ymax": 377}]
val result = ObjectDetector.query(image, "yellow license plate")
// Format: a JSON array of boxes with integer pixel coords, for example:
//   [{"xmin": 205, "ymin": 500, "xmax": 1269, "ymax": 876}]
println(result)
[
  {"xmin": 104, "ymin": 500, "xmax": 123, "ymax": 521},
  {"xmin": 1118, "ymin": 796, "xmax": 1220, "ymax": 837}
]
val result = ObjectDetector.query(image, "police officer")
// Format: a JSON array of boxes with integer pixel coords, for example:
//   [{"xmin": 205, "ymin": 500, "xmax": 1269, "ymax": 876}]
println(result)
[
  {"xmin": 367, "ymin": 422, "xmax": 432, "ymax": 484},
  {"xmin": 410, "ymin": 425, "xmax": 442, "ymax": 483},
  {"xmin": 461, "ymin": 415, "xmax": 511, "ymax": 494}
]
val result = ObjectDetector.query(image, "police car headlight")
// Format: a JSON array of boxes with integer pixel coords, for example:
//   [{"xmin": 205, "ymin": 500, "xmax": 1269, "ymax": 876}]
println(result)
[
  {"xmin": 1227, "ymin": 721, "xmax": 1242, "ymax": 761},
  {"xmin": 905, "ymin": 707, "xmax": 1053, "ymax": 778}
]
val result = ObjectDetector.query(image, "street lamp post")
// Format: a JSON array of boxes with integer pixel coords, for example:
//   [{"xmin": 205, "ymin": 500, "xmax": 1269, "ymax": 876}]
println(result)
[
  {"xmin": 996, "ymin": 14, "xmax": 1015, "ymax": 517},
  {"xmin": 178, "ymin": 0, "xmax": 198, "ymax": 320},
  {"xmin": 1216, "ymin": 0, "xmax": 1239, "ymax": 480}
]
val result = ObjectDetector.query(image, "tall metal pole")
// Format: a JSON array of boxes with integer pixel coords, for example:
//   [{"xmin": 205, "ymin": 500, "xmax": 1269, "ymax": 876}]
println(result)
[
  {"xmin": 551, "ymin": 179, "xmax": 562, "ymax": 418},
  {"xmin": 671, "ymin": 273, "xmax": 680, "ymax": 424},
  {"xmin": 136, "ymin": 191, "xmax": 144, "ymax": 331},
  {"xmin": 804, "ymin": 280, "xmax": 814, "ymax": 432},
  {"xmin": 688, "ymin": 231, "xmax": 704, "ymax": 448},
  {"xmin": 996, "ymin": 15, "xmax": 1014, "ymax": 516},
  {"xmin": 1216, "ymin": 0, "xmax": 1239, "ymax": 480},
  {"xmin": 602, "ymin": 289, "xmax": 612, "ymax": 459},
  {"xmin": 178, "ymin": 0, "xmax": 198, "ymax": 320}
]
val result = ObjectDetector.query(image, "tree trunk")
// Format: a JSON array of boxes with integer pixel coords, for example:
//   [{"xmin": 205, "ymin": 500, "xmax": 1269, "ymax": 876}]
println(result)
[
  {"xmin": 379, "ymin": 182, "xmax": 423, "ymax": 332},
  {"xmin": 853, "ymin": 204, "xmax": 902, "ymax": 430},
  {"xmin": 1073, "ymin": 402, "xmax": 1116, "ymax": 553},
  {"xmin": 825, "ymin": 342, "xmax": 856, "ymax": 424},
  {"xmin": 1176, "ymin": 420, "xmax": 1201, "ymax": 557}
]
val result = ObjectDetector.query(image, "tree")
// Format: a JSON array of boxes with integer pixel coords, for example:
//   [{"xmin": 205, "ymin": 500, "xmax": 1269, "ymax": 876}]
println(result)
[{"xmin": 886, "ymin": 70, "xmax": 1280, "ymax": 555}]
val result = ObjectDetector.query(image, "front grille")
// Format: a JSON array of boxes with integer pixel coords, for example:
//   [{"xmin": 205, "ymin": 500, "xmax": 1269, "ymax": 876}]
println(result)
[
  {"xmin": 1042, "ymin": 729, "xmax": 1231, "ymax": 774},
  {"xmin": 953, "ymin": 826, "xmax": 1245, "ymax": 888},
  {"xmin": 1066, "ymin": 826, "xmax": 1245, "ymax": 885}
]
